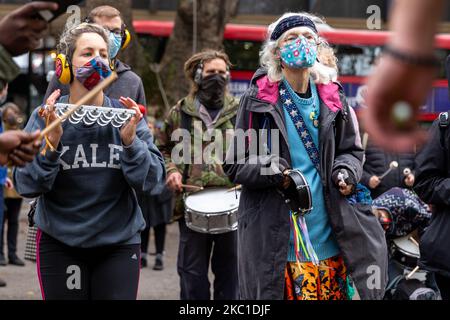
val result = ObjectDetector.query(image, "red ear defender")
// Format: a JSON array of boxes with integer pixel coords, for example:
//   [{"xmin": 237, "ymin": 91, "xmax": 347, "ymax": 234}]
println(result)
[
  {"xmin": 55, "ymin": 53, "xmax": 73, "ymax": 85},
  {"xmin": 55, "ymin": 57, "xmax": 63, "ymax": 78}
]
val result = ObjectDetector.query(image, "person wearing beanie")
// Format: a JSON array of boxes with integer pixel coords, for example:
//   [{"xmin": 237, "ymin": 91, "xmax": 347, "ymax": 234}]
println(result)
[{"xmin": 224, "ymin": 12, "xmax": 387, "ymax": 300}]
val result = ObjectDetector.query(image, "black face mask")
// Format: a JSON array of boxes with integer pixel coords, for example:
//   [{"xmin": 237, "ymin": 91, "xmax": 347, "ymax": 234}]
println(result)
[{"xmin": 197, "ymin": 74, "xmax": 227, "ymax": 109}]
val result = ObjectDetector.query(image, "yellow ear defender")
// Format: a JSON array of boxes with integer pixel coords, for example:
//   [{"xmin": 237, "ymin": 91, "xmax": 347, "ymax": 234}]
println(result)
[
  {"xmin": 121, "ymin": 28, "xmax": 131, "ymax": 50},
  {"xmin": 55, "ymin": 53, "xmax": 73, "ymax": 85},
  {"xmin": 109, "ymin": 60, "xmax": 116, "ymax": 71}
]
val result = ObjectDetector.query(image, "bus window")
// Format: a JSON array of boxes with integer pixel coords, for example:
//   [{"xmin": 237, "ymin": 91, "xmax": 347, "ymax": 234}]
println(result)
[
  {"xmin": 436, "ymin": 48, "xmax": 450, "ymax": 79},
  {"xmin": 223, "ymin": 40, "xmax": 262, "ymax": 97},
  {"xmin": 224, "ymin": 40, "xmax": 261, "ymax": 71},
  {"xmin": 334, "ymin": 44, "xmax": 382, "ymax": 77},
  {"xmin": 335, "ymin": 45, "xmax": 450, "ymax": 80},
  {"xmin": 137, "ymin": 35, "xmax": 265, "ymax": 71}
]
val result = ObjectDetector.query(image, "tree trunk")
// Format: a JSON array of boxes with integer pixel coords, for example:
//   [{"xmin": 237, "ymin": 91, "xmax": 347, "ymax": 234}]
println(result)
[
  {"xmin": 158, "ymin": 0, "xmax": 239, "ymax": 114},
  {"xmin": 84, "ymin": 0, "xmax": 239, "ymax": 118}
]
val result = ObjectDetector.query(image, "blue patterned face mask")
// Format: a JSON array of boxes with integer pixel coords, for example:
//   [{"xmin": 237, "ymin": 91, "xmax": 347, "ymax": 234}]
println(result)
[
  {"xmin": 109, "ymin": 32, "xmax": 122, "ymax": 59},
  {"xmin": 279, "ymin": 36, "xmax": 318, "ymax": 69}
]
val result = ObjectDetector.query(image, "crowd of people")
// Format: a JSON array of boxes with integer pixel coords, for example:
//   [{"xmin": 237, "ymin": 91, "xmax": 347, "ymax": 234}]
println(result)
[{"xmin": 0, "ymin": 0, "xmax": 448, "ymax": 301}]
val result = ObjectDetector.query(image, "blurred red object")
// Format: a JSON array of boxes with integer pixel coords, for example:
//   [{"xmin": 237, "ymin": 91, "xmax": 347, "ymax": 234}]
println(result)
[{"xmin": 138, "ymin": 104, "xmax": 147, "ymax": 115}]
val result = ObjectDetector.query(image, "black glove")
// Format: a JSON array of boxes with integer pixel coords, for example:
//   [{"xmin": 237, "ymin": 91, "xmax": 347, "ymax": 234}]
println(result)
[{"xmin": 332, "ymin": 168, "xmax": 356, "ymax": 187}]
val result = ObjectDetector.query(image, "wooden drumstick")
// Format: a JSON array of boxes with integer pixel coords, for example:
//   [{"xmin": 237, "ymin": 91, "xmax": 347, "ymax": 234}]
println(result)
[
  {"xmin": 39, "ymin": 72, "xmax": 118, "ymax": 139},
  {"xmin": 408, "ymin": 236, "xmax": 420, "ymax": 247},
  {"xmin": 181, "ymin": 184, "xmax": 204, "ymax": 191},
  {"xmin": 406, "ymin": 266, "xmax": 420, "ymax": 280},
  {"xmin": 405, "ymin": 236, "xmax": 420, "ymax": 279},
  {"xmin": 378, "ymin": 161, "xmax": 399, "ymax": 180},
  {"xmin": 227, "ymin": 185, "xmax": 242, "ymax": 192}
]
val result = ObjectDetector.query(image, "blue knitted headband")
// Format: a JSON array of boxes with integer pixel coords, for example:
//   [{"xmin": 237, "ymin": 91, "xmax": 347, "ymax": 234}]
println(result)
[{"xmin": 270, "ymin": 15, "xmax": 318, "ymax": 41}]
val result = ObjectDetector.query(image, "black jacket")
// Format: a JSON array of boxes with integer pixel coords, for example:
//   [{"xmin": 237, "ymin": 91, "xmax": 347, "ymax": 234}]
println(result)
[
  {"xmin": 224, "ymin": 69, "xmax": 387, "ymax": 300},
  {"xmin": 136, "ymin": 185, "xmax": 174, "ymax": 227},
  {"xmin": 414, "ymin": 119, "xmax": 450, "ymax": 277},
  {"xmin": 362, "ymin": 138, "xmax": 415, "ymax": 198}
]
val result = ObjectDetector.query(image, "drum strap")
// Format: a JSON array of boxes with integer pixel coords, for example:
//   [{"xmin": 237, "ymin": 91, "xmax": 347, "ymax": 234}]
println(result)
[
  {"xmin": 280, "ymin": 81, "xmax": 320, "ymax": 265},
  {"xmin": 180, "ymin": 110, "xmax": 192, "ymax": 184},
  {"xmin": 279, "ymin": 81, "xmax": 321, "ymax": 173}
]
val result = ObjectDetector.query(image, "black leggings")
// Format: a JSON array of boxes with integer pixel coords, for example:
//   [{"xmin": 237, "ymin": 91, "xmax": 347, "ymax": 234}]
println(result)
[
  {"xmin": 141, "ymin": 223, "xmax": 166, "ymax": 255},
  {"xmin": 36, "ymin": 230, "xmax": 141, "ymax": 300},
  {"xmin": 0, "ymin": 198, "xmax": 22, "ymax": 257}
]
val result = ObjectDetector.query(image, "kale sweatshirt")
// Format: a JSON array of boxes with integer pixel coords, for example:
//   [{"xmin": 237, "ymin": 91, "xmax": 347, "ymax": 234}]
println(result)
[{"xmin": 13, "ymin": 95, "xmax": 166, "ymax": 248}]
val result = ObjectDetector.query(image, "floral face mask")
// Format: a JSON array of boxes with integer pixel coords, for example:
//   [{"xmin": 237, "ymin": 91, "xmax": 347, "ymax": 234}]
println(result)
[{"xmin": 279, "ymin": 36, "xmax": 318, "ymax": 69}]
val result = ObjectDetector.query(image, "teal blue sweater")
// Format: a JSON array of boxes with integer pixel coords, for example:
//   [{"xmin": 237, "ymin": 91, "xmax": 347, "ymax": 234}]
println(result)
[{"xmin": 282, "ymin": 78, "xmax": 340, "ymax": 262}]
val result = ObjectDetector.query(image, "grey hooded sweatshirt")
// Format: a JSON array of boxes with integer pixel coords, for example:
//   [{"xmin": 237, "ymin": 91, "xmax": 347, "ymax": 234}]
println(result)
[{"xmin": 13, "ymin": 95, "xmax": 166, "ymax": 248}]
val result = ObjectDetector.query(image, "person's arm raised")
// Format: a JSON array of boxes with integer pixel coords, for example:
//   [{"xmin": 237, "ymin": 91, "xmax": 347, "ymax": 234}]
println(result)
[
  {"xmin": 364, "ymin": 0, "xmax": 445, "ymax": 152},
  {"xmin": 0, "ymin": 2, "xmax": 58, "ymax": 57}
]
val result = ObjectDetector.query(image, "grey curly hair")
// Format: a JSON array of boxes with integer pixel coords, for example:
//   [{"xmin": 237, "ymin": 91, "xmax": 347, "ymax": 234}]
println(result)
[
  {"xmin": 260, "ymin": 12, "xmax": 338, "ymax": 84},
  {"xmin": 57, "ymin": 22, "xmax": 110, "ymax": 61}
]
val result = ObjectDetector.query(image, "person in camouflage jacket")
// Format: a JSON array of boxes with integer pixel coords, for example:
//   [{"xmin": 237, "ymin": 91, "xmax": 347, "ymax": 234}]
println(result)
[
  {"xmin": 158, "ymin": 94, "xmax": 237, "ymax": 219},
  {"xmin": 157, "ymin": 50, "xmax": 239, "ymax": 300}
]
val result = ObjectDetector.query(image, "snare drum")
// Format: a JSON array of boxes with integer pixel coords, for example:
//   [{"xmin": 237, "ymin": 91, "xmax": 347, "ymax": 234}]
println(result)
[
  {"xmin": 391, "ymin": 234, "xmax": 420, "ymax": 270},
  {"xmin": 184, "ymin": 187, "xmax": 240, "ymax": 234}
]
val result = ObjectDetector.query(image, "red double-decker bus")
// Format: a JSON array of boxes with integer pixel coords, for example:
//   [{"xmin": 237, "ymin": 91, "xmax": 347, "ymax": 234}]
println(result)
[{"xmin": 134, "ymin": 20, "xmax": 450, "ymax": 122}]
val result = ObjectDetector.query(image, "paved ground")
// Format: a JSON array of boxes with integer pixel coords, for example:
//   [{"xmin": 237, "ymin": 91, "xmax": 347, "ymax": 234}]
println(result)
[
  {"xmin": 0, "ymin": 204, "xmax": 360, "ymax": 300},
  {"xmin": 0, "ymin": 202, "xmax": 181, "ymax": 300}
]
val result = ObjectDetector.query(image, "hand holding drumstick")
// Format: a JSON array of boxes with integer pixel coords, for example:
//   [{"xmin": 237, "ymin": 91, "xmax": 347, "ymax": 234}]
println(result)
[
  {"xmin": 403, "ymin": 167, "xmax": 415, "ymax": 187},
  {"xmin": 39, "ymin": 89, "xmax": 63, "ymax": 149},
  {"xmin": 166, "ymin": 171, "xmax": 203, "ymax": 193},
  {"xmin": 0, "ymin": 130, "xmax": 42, "ymax": 167},
  {"xmin": 369, "ymin": 161, "xmax": 399, "ymax": 189},
  {"xmin": 0, "ymin": 90, "xmax": 62, "ymax": 166},
  {"xmin": 336, "ymin": 169, "xmax": 354, "ymax": 196},
  {"xmin": 379, "ymin": 161, "xmax": 399, "ymax": 179}
]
